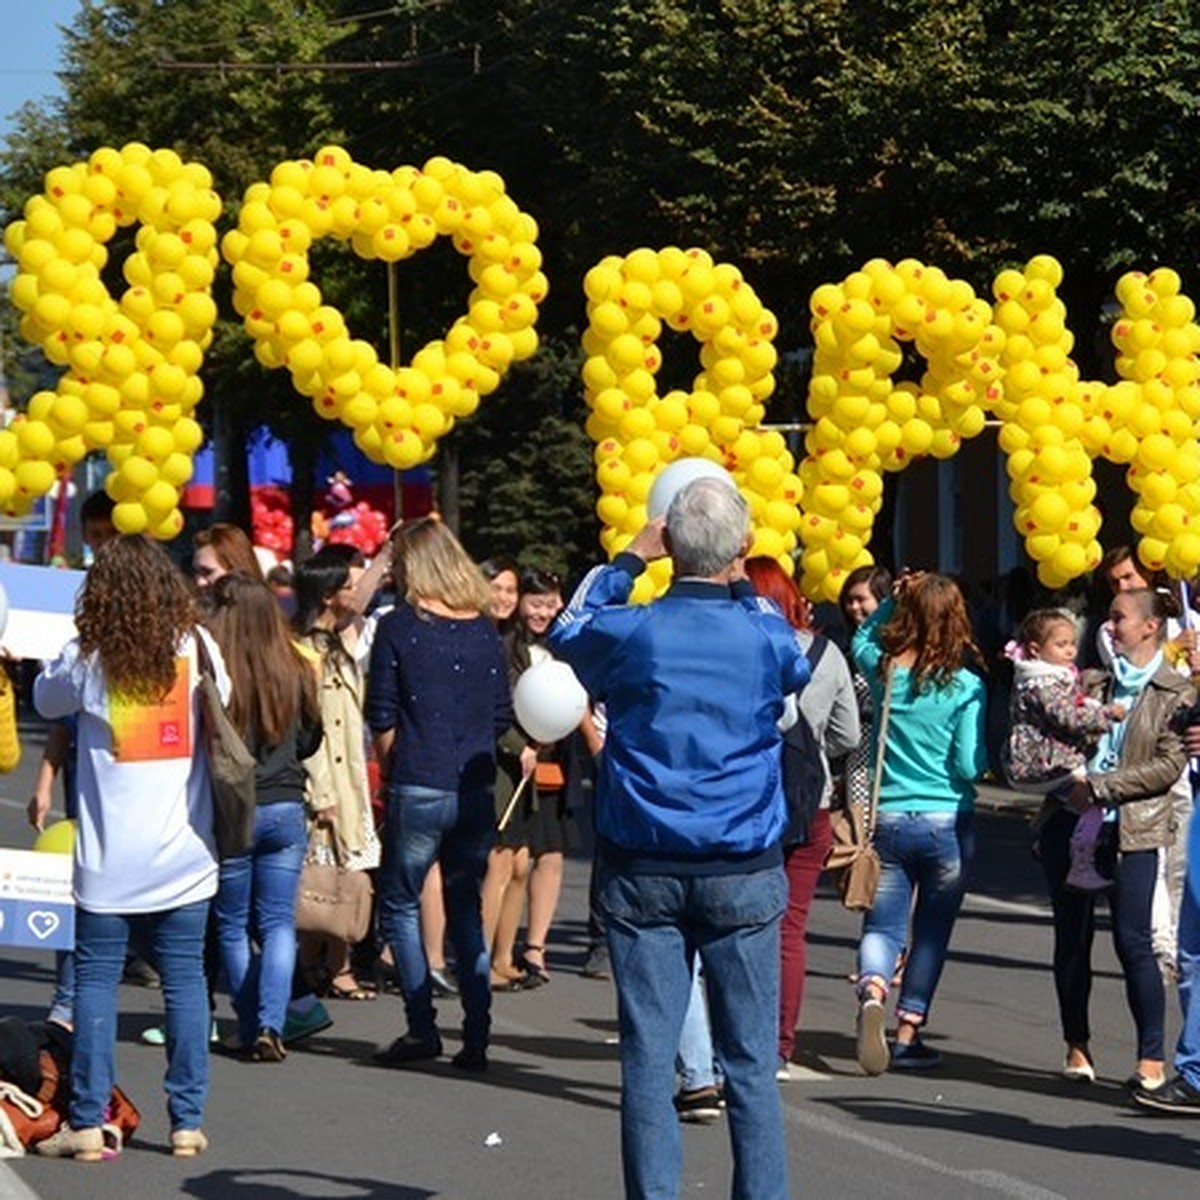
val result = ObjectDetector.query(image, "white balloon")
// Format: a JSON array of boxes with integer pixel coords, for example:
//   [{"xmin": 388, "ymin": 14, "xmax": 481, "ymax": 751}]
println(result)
[
  {"xmin": 512, "ymin": 659, "xmax": 588, "ymax": 744},
  {"xmin": 647, "ymin": 457, "xmax": 737, "ymax": 520},
  {"xmin": 0, "ymin": 582, "xmax": 8, "ymax": 642}
]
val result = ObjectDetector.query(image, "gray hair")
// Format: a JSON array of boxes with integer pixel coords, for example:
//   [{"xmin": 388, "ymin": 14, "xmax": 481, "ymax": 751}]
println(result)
[{"xmin": 666, "ymin": 477, "xmax": 749, "ymax": 578}]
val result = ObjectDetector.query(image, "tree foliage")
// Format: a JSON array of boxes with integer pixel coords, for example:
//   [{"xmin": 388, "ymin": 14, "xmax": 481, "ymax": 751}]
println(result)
[{"xmin": 4, "ymin": 0, "xmax": 1200, "ymax": 564}]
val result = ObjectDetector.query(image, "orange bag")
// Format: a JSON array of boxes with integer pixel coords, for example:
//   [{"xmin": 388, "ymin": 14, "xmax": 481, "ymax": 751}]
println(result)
[{"xmin": 534, "ymin": 761, "xmax": 565, "ymax": 790}]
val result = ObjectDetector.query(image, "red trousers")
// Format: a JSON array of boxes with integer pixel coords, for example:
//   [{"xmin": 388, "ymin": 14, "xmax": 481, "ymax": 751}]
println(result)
[{"xmin": 778, "ymin": 809, "xmax": 833, "ymax": 1064}]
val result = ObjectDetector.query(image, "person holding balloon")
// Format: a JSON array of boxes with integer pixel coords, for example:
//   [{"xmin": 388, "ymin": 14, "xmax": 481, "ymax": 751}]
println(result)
[
  {"xmin": 366, "ymin": 517, "xmax": 512, "ymax": 1071},
  {"xmin": 549, "ymin": 475, "xmax": 808, "ymax": 1200},
  {"xmin": 496, "ymin": 568, "xmax": 598, "ymax": 987},
  {"xmin": 32, "ymin": 535, "xmax": 228, "ymax": 1160},
  {"xmin": 480, "ymin": 556, "xmax": 539, "ymax": 991}
]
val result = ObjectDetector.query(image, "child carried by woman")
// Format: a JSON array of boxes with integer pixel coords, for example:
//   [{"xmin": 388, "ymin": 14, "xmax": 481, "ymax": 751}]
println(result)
[{"xmin": 1003, "ymin": 608, "xmax": 1125, "ymax": 891}]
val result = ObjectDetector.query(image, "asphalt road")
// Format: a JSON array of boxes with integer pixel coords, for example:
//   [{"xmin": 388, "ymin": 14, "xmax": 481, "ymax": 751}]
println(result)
[{"xmin": 1, "ymin": 724, "xmax": 1197, "ymax": 1200}]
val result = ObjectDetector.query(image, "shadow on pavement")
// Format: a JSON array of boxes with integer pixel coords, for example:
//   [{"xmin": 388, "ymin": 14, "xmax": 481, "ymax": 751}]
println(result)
[
  {"xmin": 309, "ymin": 1031, "xmax": 623, "ymax": 1114},
  {"xmin": 182, "ymin": 1167, "xmax": 434, "ymax": 1199},
  {"xmin": 820, "ymin": 1093, "xmax": 1200, "ymax": 1172}
]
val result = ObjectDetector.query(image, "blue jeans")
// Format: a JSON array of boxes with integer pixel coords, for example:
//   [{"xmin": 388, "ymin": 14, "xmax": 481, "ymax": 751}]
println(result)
[
  {"xmin": 377, "ymin": 784, "xmax": 494, "ymax": 1050},
  {"xmin": 599, "ymin": 862, "xmax": 788, "ymax": 1200},
  {"xmin": 677, "ymin": 958, "xmax": 719, "ymax": 1092},
  {"xmin": 215, "ymin": 800, "xmax": 307, "ymax": 1044},
  {"xmin": 858, "ymin": 810, "xmax": 975, "ymax": 1023},
  {"xmin": 49, "ymin": 950, "xmax": 75, "ymax": 1027},
  {"xmin": 1175, "ymin": 791, "xmax": 1200, "ymax": 1086},
  {"xmin": 72, "ymin": 900, "xmax": 210, "ymax": 1132}
]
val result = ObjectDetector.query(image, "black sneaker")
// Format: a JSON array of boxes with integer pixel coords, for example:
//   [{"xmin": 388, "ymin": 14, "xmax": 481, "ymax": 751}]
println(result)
[
  {"xmin": 373, "ymin": 1033, "xmax": 442, "ymax": 1067},
  {"xmin": 673, "ymin": 1085, "xmax": 723, "ymax": 1123},
  {"xmin": 581, "ymin": 946, "xmax": 612, "ymax": 980},
  {"xmin": 1132, "ymin": 1075, "xmax": 1200, "ymax": 1115},
  {"xmin": 890, "ymin": 1038, "xmax": 942, "ymax": 1071},
  {"xmin": 122, "ymin": 955, "xmax": 162, "ymax": 989},
  {"xmin": 451, "ymin": 1045, "xmax": 488, "ymax": 1073}
]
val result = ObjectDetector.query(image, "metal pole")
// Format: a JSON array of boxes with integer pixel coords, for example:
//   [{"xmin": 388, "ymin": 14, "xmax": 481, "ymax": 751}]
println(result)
[{"xmin": 387, "ymin": 261, "xmax": 404, "ymax": 526}]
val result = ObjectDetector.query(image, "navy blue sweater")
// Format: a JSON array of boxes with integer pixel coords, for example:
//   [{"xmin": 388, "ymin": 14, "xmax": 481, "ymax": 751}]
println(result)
[{"xmin": 365, "ymin": 602, "xmax": 512, "ymax": 793}]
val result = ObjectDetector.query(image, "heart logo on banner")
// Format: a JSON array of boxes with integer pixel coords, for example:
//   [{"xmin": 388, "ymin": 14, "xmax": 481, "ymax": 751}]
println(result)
[{"xmin": 28, "ymin": 911, "xmax": 61, "ymax": 940}]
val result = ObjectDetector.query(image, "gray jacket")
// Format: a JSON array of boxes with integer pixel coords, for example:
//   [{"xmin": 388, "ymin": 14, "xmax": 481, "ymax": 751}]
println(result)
[{"xmin": 797, "ymin": 631, "xmax": 861, "ymax": 808}]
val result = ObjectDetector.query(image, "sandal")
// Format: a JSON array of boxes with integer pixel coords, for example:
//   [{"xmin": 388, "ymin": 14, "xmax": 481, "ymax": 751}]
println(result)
[
  {"xmin": 327, "ymin": 971, "xmax": 377, "ymax": 1001},
  {"xmin": 518, "ymin": 945, "xmax": 551, "ymax": 988}
]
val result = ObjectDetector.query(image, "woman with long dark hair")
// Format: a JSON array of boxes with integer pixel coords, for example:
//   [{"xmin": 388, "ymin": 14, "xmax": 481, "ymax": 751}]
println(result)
[
  {"xmin": 293, "ymin": 549, "xmax": 381, "ymax": 1000},
  {"xmin": 367, "ymin": 517, "xmax": 512, "ymax": 1070},
  {"xmin": 34, "ymin": 535, "xmax": 226, "ymax": 1159},
  {"xmin": 209, "ymin": 573, "xmax": 322, "ymax": 1063}
]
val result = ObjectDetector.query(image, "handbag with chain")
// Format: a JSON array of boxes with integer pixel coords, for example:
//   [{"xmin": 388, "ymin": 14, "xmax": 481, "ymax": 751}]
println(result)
[{"xmin": 828, "ymin": 663, "xmax": 893, "ymax": 912}]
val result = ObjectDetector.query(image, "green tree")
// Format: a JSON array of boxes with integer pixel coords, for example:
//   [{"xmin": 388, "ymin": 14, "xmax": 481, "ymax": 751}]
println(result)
[{"xmin": 452, "ymin": 334, "xmax": 598, "ymax": 581}]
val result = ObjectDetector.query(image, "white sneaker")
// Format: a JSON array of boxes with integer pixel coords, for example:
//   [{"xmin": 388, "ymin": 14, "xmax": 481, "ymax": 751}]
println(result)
[
  {"xmin": 35, "ymin": 1124, "xmax": 105, "ymax": 1161},
  {"xmin": 856, "ymin": 999, "xmax": 889, "ymax": 1076},
  {"xmin": 775, "ymin": 1061, "xmax": 792, "ymax": 1082}
]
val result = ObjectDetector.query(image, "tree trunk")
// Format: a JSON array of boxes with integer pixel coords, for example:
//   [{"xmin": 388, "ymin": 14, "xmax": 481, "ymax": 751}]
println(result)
[
  {"xmin": 212, "ymin": 396, "xmax": 251, "ymax": 532},
  {"xmin": 290, "ymin": 435, "xmax": 315, "ymax": 564},
  {"xmin": 437, "ymin": 442, "xmax": 461, "ymax": 536}
]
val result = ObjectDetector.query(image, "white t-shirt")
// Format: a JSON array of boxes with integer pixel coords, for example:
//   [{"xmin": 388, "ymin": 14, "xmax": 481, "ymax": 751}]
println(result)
[{"xmin": 34, "ymin": 628, "xmax": 231, "ymax": 914}]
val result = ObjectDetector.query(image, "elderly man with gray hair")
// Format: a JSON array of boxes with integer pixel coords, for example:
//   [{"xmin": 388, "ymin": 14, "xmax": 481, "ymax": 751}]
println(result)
[{"xmin": 550, "ymin": 476, "xmax": 809, "ymax": 1200}]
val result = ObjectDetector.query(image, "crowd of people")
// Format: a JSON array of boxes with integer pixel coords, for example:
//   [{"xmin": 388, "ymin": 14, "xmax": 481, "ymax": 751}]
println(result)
[{"xmin": 6, "ymin": 482, "xmax": 1199, "ymax": 1196}]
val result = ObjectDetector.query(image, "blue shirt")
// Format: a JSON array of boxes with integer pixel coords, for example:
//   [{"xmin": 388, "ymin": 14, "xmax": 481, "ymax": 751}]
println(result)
[
  {"xmin": 365, "ymin": 602, "xmax": 511, "ymax": 793},
  {"xmin": 549, "ymin": 554, "xmax": 810, "ymax": 871}
]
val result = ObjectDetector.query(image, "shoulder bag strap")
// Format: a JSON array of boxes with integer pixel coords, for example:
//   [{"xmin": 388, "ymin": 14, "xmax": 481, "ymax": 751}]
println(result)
[
  {"xmin": 864, "ymin": 663, "xmax": 894, "ymax": 844},
  {"xmin": 193, "ymin": 627, "xmax": 215, "ymax": 680}
]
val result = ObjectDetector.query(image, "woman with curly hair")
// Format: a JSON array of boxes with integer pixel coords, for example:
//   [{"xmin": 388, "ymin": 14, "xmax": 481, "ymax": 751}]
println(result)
[
  {"xmin": 851, "ymin": 571, "xmax": 988, "ymax": 1075},
  {"xmin": 208, "ymin": 574, "xmax": 322, "ymax": 1063},
  {"xmin": 33, "ymin": 536, "xmax": 229, "ymax": 1160}
]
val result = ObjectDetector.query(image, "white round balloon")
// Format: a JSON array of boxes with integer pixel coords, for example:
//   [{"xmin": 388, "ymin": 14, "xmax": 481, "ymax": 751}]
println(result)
[
  {"xmin": 513, "ymin": 659, "xmax": 588, "ymax": 744},
  {"xmin": 647, "ymin": 458, "xmax": 737, "ymax": 520}
]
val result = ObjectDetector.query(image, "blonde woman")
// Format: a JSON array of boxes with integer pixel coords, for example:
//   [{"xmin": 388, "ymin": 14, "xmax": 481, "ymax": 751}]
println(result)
[{"xmin": 366, "ymin": 517, "xmax": 512, "ymax": 1071}]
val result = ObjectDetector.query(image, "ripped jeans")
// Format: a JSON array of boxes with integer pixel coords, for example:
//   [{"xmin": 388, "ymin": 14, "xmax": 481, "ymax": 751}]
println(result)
[{"xmin": 856, "ymin": 809, "xmax": 975, "ymax": 1026}]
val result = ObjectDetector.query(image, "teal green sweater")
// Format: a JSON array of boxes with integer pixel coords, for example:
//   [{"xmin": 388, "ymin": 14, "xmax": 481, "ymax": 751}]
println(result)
[{"xmin": 851, "ymin": 598, "xmax": 988, "ymax": 813}]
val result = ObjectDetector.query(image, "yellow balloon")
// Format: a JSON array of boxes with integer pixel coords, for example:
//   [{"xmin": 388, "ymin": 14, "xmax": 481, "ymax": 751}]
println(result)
[{"xmin": 34, "ymin": 818, "xmax": 76, "ymax": 855}]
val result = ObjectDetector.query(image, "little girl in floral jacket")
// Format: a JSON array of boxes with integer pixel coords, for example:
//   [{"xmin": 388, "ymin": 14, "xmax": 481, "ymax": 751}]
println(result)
[{"xmin": 1003, "ymin": 608, "xmax": 1125, "ymax": 890}]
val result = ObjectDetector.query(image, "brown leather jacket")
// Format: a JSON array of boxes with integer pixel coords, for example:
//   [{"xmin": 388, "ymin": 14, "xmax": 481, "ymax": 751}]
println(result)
[{"xmin": 1079, "ymin": 662, "xmax": 1193, "ymax": 851}]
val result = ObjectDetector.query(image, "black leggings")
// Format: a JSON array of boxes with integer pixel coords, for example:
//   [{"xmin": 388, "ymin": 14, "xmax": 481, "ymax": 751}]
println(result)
[{"xmin": 1039, "ymin": 807, "xmax": 1165, "ymax": 1061}]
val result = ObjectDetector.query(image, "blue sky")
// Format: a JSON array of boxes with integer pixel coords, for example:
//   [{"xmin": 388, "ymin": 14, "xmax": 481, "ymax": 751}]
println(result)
[{"xmin": 0, "ymin": 0, "xmax": 79, "ymax": 139}]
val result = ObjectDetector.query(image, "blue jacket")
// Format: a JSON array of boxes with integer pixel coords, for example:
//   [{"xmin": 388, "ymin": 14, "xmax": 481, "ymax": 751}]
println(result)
[{"xmin": 549, "ymin": 554, "xmax": 810, "ymax": 873}]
